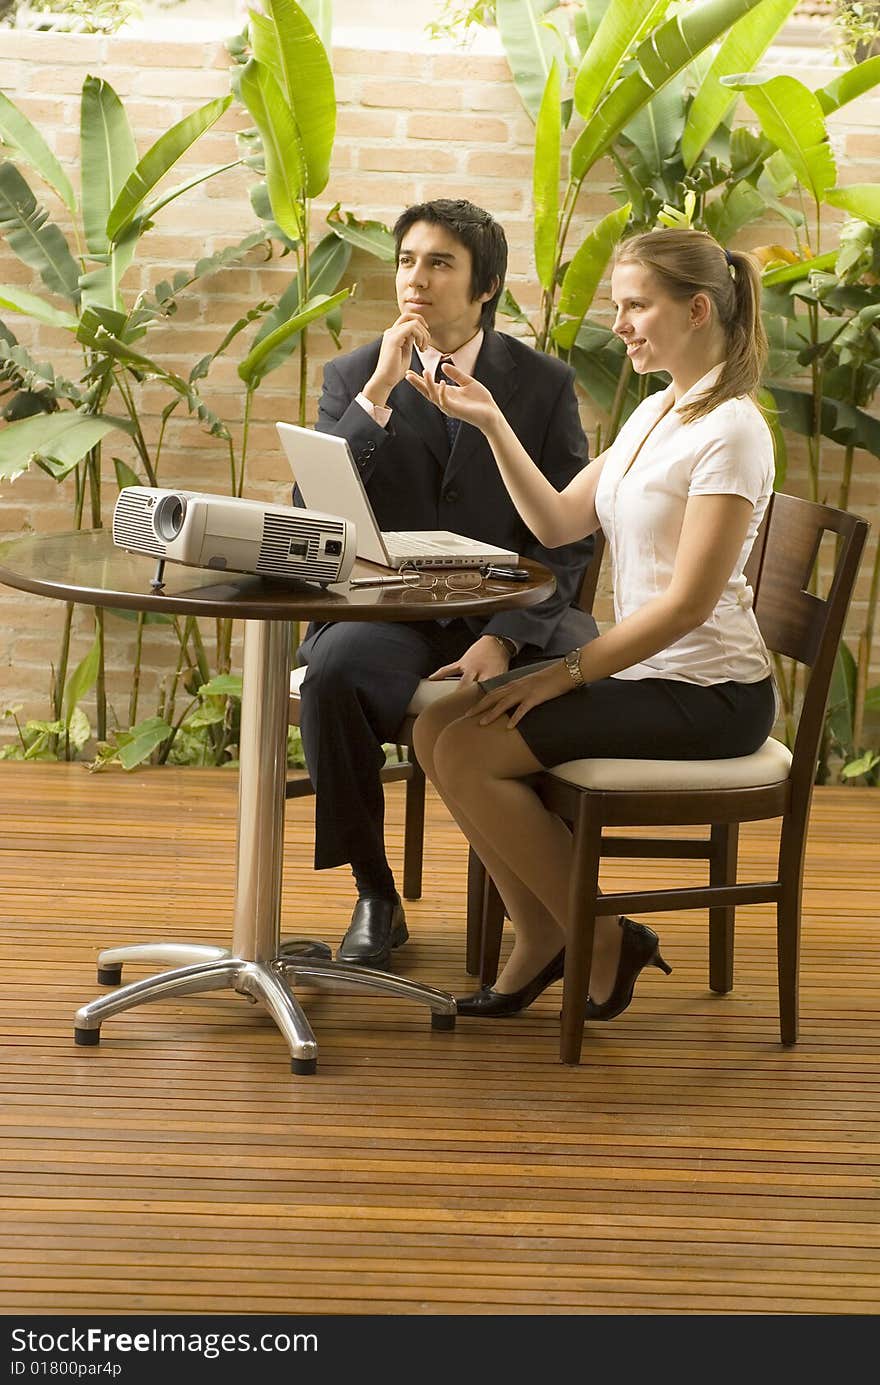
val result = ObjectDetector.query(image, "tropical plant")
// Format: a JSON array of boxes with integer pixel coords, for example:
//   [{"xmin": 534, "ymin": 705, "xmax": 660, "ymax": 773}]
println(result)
[
  {"xmin": 227, "ymin": 0, "xmax": 393, "ymax": 437},
  {"xmin": 0, "ymin": 0, "xmax": 391, "ymax": 771},
  {"xmin": 1, "ymin": 0, "xmax": 139, "ymax": 33},
  {"xmin": 831, "ymin": 0, "xmax": 880, "ymax": 64},
  {"xmin": 0, "ymin": 72, "xmax": 248, "ymax": 750},
  {"xmin": 425, "ymin": 0, "xmax": 499, "ymax": 47},
  {"xmin": 492, "ymin": 0, "xmax": 798, "ymax": 440},
  {"xmin": 487, "ymin": 0, "xmax": 880, "ymax": 781}
]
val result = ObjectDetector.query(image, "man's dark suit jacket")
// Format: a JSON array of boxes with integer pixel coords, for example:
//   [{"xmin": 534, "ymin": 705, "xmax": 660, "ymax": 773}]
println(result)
[{"xmin": 312, "ymin": 327, "xmax": 596, "ymax": 655}]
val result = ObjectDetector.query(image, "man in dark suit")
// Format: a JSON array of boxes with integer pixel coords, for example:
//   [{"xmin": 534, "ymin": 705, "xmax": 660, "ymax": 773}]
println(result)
[{"xmin": 298, "ymin": 198, "xmax": 596, "ymax": 969}]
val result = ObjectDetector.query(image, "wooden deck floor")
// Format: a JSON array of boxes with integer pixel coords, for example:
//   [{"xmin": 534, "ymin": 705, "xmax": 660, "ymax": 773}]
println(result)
[{"xmin": 1, "ymin": 763, "xmax": 878, "ymax": 1315}]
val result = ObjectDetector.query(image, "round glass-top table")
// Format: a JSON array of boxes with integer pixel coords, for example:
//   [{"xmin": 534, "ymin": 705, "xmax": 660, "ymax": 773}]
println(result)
[{"xmin": 0, "ymin": 529, "xmax": 555, "ymax": 1076}]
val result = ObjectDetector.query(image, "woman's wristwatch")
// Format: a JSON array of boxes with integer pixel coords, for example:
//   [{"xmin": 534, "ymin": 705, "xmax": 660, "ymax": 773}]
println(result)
[{"xmin": 563, "ymin": 647, "xmax": 585, "ymax": 688}]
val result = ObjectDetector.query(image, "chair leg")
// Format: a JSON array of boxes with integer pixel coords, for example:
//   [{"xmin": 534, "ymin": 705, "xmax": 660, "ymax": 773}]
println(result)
[
  {"xmin": 479, "ymin": 874, "xmax": 505, "ymax": 988},
  {"xmin": 401, "ymin": 755, "xmax": 426, "ymax": 901},
  {"xmin": 777, "ymin": 822, "xmax": 803, "ymax": 1046},
  {"xmin": 465, "ymin": 848, "xmax": 485, "ymax": 976},
  {"xmin": 560, "ymin": 801, "xmax": 602, "ymax": 1065},
  {"xmin": 708, "ymin": 822, "xmax": 739, "ymax": 993}
]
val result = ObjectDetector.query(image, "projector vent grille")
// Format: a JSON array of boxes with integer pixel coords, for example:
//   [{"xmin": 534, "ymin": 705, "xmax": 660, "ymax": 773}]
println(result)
[
  {"xmin": 257, "ymin": 513, "xmax": 346, "ymax": 581},
  {"xmin": 112, "ymin": 491, "xmax": 165, "ymax": 557}
]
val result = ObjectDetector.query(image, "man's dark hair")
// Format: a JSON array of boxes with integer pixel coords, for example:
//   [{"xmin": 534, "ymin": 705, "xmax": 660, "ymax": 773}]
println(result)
[{"xmin": 393, "ymin": 199, "xmax": 508, "ymax": 330}]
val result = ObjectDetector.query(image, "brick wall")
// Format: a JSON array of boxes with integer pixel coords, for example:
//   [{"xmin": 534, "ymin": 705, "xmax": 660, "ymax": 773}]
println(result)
[{"xmin": 0, "ymin": 30, "xmax": 878, "ymax": 743}]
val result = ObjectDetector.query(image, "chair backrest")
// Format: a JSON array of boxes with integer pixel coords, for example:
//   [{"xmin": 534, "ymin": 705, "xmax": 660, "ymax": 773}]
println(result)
[
  {"xmin": 576, "ymin": 528, "xmax": 606, "ymax": 614},
  {"xmin": 748, "ymin": 491, "xmax": 869, "ymax": 801}
]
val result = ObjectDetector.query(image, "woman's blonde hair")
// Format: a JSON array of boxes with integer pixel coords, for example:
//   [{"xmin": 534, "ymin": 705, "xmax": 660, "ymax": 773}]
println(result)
[{"xmin": 613, "ymin": 228, "xmax": 767, "ymax": 423}]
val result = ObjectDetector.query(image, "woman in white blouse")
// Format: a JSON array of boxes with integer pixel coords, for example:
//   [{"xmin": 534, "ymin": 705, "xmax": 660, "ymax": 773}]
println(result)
[{"xmin": 408, "ymin": 228, "xmax": 776, "ymax": 1020}]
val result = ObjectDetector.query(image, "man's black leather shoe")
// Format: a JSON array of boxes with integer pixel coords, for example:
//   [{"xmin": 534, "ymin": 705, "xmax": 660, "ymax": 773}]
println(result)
[{"xmin": 336, "ymin": 896, "xmax": 408, "ymax": 968}]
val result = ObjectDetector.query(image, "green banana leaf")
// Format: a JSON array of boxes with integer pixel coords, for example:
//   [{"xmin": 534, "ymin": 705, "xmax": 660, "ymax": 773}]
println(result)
[
  {"xmin": 757, "ymin": 386, "xmax": 788, "ymax": 487},
  {"xmin": 79, "ymin": 77, "xmax": 138, "ymax": 310},
  {"xmin": 0, "ymin": 91, "xmax": 76, "ymax": 213},
  {"xmin": 766, "ymin": 383, "xmax": 880, "ymax": 457},
  {"xmin": 0, "ymin": 336, "xmax": 84, "ymax": 408},
  {"xmin": 238, "ymin": 59, "xmax": 305, "ymax": 242},
  {"xmin": 826, "ymin": 640, "xmax": 857, "ymax": 750},
  {"xmin": 249, "ymin": 231, "xmax": 351, "ymax": 378},
  {"xmin": 105, "ymin": 94, "xmax": 233, "ymax": 243},
  {"xmin": 326, "ymin": 204, "xmax": 395, "ymax": 261},
  {"xmin": 825, "ymin": 185, "xmax": 880, "ymax": 226},
  {"xmin": 298, "ymin": 0, "xmax": 332, "ymax": 52},
  {"xmin": 238, "ymin": 287, "xmax": 350, "ymax": 386},
  {"xmin": 189, "ymin": 301, "xmax": 275, "ymax": 383},
  {"xmin": 703, "ymin": 178, "xmax": 766, "ymax": 244},
  {"xmin": 553, "ymin": 202, "xmax": 632, "ymax": 350},
  {"xmin": 761, "ymin": 250, "xmax": 837, "ymax": 286},
  {"xmin": 759, "ymin": 146, "xmax": 797, "ymax": 197},
  {"xmin": 576, "ymin": 0, "xmax": 660, "ymax": 57},
  {"xmin": 101, "ymin": 715, "xmax": 174, "ymax": 771},
  {"xmin": 762, "ymin": 310, "xmax": 811, "ymax": 367},
  {"xmin": 72, "ymin": 325, "xmax": 230, "ymax": 439},
  {"xmin": 496, "ymin": 286, "xmax": 533, "ymax": 330},
  {"xmin": 249, "ymin": 178, "xmax": 300, "ymax": 252},
  {"xmin": 62, "ymin": 631, "xmax": 100, "ymax": 726},
  {"xmin": 816, "ymin": 54, "xmax": 880, "ymax": 117},
  {"xmin": 129, "ymin": 230, "xmax": 270, "ymax": 332},
  {"xmin": 113, "ymin": 456, "xmax": 141, "ymax": 489},
  {"xmin": 198, "ymin": 674, "xmax": 244, "ymax": 698},
  {"xmin": 570, "ymin": 327, "xmax": 644, "ymax": 420},
  {"xmin": 730, "ymin": 75, "xmax": 836, "ymax": 206},
  {"xmin": 0, "ymin": 410, "xmax": 126, "ymax": 481},
  {"xmin": 496, "ymin": 0, "xmax": 566, "ymax": 121},
  {"xmin": 252, "ymin": 0, "xmax": 335, "ymax": 198},
  {"xmin": 533, "ymin": 59, "xmax": 561, "ymax": 292},
  {"xmin": 0, "ymin": 161, "xmax": 81, "ymax": 303},
  {"xmin": 247, "ymin": 10, "xmax": 286, "ymax": 99},
  {"xmin": 619, "ymin": 70, "xmax": 686, "ymax": 173},
  {"xmin": 573, "ymin": 0, "xmax": 667, "ymax": 125},
  {"xmin": 80, "ymin": 76, "xmax": 136, "ymax": 252},
  {"xmin": 681, "ymin": 0, "xmax": 798, "ymax": 171},
  {"xmin": 134, "ymin": 160, "xmax": 243, "ymax": 235},
  {"xmin": 0, "ymin": 284, "xmax": 78, "ymax": 329},
  {"xmin": 570, "ymin": 0, "xmax": 768, "ymax": 183},
  {"xmin": 840, "ymin": 750, "xmax": 880, "ymax": 780}
]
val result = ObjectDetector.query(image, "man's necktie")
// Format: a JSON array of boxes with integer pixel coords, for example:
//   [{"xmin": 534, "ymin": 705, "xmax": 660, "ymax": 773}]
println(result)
[{"xmin": 435, "ymin": 356, "xmax": 461, "ymax": 449}]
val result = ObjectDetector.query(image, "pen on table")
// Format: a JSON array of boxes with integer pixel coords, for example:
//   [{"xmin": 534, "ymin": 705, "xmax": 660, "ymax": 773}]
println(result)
[{"xmin": 349, "ymin": 574, "xmax": 418, "ymax": 588}]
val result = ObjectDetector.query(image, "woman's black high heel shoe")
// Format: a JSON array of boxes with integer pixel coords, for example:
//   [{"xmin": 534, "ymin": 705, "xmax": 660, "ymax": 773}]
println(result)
[
  {"xmin": 456, "ymin": 948, "xmax": 565, "ymax": 1018},
  {"xmin": 583, "ymin": 918, "xmax": 671, "ymax": 1022}
]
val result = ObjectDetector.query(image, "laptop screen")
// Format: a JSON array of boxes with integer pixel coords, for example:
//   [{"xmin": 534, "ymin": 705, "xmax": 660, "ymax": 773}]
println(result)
[{"xmin": 276, "ymin": 422, "xmax": 390, "ymax": 565}]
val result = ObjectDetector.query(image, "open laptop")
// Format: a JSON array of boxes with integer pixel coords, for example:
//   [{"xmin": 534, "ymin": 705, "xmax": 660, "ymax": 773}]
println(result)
[{"xmin": 276, "ymin": 421, "xmax": 518, "ymax": 570}]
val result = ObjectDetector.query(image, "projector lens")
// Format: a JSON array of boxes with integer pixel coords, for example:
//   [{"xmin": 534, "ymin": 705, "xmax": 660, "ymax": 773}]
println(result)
[{"xmin": 153, "ymin": 493, "xmax": 187, "ymax": 541}]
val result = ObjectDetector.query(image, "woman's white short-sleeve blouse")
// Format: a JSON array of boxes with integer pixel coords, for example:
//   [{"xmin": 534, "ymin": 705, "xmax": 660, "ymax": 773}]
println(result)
[{"xmin": 593, "ymin": 366, "xmax": 775, "ymax": 686}]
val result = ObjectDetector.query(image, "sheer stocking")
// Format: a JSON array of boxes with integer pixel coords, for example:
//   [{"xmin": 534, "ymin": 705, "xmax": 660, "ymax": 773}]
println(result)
[{"xmin": 414, "ymin": 687, "xmax": 623, "ymax": 1000}]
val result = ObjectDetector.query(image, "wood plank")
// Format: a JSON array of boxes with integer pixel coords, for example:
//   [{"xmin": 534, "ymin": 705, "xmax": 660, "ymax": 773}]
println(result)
[{"xmin": 1, "ymin": 763, "xmax": 879, "ymax": 1315}]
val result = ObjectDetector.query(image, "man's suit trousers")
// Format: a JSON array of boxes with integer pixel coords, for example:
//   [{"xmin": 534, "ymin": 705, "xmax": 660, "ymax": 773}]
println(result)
[{"xmin": 298, "ymin": 618, "xmax": 519, "ymax": 871}]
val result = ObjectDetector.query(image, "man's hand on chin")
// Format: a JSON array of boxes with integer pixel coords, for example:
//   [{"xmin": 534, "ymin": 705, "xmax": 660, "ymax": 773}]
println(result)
[
  {"xmin": 363, "ymin": 310, "xmax": 432, "ymax": 407},
  {"xmin": 429, "ymin": 635, "xmax": 511, "ymax": 684}
]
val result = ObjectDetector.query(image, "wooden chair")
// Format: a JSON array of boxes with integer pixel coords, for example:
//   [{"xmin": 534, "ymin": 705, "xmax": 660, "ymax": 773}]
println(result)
[
  {"xmin": 286, "ymin": 534, "xmax": 606, "ymax": 973},
  {"xmin": 472, "ymin": 492, "xmax": 868, "ymax": 1063}
]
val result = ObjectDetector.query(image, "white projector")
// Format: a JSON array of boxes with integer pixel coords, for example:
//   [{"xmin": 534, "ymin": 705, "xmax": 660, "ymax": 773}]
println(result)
[{"xmin": 112, "ymin": 487, "xmax": 356, "ymax": 586}]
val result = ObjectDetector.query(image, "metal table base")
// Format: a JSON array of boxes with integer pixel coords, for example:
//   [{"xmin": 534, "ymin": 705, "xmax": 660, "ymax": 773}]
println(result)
[{"xmin": 72, "ymin": 618, "xmax": 456, "ymax": 1075}]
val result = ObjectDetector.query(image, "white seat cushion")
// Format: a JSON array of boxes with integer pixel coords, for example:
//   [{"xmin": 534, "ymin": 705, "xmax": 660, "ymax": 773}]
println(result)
[
  {"xmin": 290, "ymin": 666, "xmax": 792, "ymax": 787},
  {"xmin": 290, "ymin": 666, "xmax": 460, "ymax": 718},
  {"xmin": 548, "ymin": 737, "xmax": 792, "ymax": 792}
]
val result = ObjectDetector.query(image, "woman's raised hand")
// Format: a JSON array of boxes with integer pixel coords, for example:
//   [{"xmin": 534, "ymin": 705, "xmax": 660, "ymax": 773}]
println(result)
[{"xmin": 405, "ymin": 361, "xmax": 500, "ymax": 432}]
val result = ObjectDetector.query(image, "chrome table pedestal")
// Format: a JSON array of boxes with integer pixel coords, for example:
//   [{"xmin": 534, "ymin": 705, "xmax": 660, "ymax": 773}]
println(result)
[{"xmin": 73, "ymin": 618, "xmax": 456, "ymax": 1075}]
